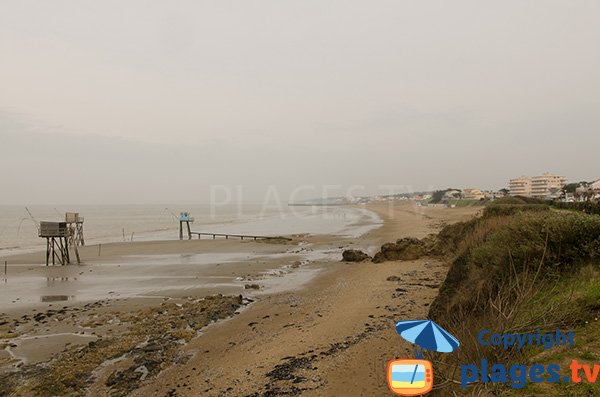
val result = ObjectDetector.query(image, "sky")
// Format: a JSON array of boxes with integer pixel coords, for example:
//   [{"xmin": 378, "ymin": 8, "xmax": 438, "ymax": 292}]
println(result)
[{"xmin": 1, "ymin": 1, "xmax": 599, "ymax": 204}]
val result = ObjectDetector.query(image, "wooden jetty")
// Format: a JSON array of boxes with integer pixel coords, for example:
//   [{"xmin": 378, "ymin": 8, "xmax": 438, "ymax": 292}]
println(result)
[
  {"xmin": 178, "ymin": 211, "xmax": 291, "ymax": 242},
  {"xmin": 190, "ymin": 232, "xmax": 291, "ymax": 241}
]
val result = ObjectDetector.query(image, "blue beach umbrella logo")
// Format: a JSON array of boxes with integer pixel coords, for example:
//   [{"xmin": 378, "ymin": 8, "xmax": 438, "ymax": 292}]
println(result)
[
  {"xmin": 395, "ymin": 319, "xmax": 459, "ymax": 355},
  {"xmin": 387, "ymin": 320, "xmax": 458, "ymax": 395}
]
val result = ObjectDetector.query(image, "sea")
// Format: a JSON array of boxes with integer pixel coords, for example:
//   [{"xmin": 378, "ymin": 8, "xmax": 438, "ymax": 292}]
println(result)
[{"xmin": 0, "ymin": 204, "xmax": 382, "ymax": 256}]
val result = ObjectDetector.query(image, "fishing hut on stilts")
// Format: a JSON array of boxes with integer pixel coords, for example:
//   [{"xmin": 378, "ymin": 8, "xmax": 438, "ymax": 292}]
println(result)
[
  {"xmin": 179, "ymin": 212, "xmax": 194, "ymax": 240},
  {"xmin": 40, "ymin": 222, "xmax": 70, "ymax": 266},
  {"xmin": 37, "ymin": 212, "xmax": 85, "ymax": 266},
  {"xmin": 65, "ymin": 212, "xmax": 85, "ymax": 247}
]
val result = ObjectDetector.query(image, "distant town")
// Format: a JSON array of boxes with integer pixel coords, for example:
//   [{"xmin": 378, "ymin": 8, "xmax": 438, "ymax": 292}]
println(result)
[{"xmin": 292, "ymin": 173, "xmax": 600, "ymax": 206}]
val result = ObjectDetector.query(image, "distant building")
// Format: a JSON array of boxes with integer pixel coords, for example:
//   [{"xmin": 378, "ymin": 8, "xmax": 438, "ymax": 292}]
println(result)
[
  {"xmin": 509, "ymin": 176, "xmax": 532, "ymax": 197},
  {"xmin": 531, "ymin": 173, "xmax": 566, "ymax": 198},
  {"xmin": 462, "ymin": 188, "xmax": 485, "ymax": 200},
  {"xmin": 571, "ymin": 179, "xmax": 600, "ymax": 202},
  {"xmin": 491, "ymin": 189, "xmax": 508, "ymax": 198},
  {"xmin": 508, "ymin": 173, "xmax": 566, "ymax": 198},
  {"xmin": 589, "ymin": 179, "xmax": 600, "ymax": 201}
]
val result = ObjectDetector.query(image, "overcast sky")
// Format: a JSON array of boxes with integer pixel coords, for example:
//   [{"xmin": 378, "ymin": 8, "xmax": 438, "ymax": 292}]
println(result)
[{"xmin": 1, "ymin": 1, "xmax": 599, "ymax": 204}]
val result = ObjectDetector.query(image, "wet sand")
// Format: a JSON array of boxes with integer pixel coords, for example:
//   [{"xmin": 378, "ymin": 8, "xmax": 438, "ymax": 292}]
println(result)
[
  {"xmin": 128, "ymin": 202, "xmax": 478, "ymax": 397},
  {"xmin": 0, "ymin": 202, "xmax": 478, "ymax": 396},
  {"xmin": 1, "ymin": 239, "xmax": 302, "ymax": 311}
]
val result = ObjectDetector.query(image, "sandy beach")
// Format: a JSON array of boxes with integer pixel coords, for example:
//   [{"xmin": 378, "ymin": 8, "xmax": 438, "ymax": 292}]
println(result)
[
  {"xmin": 0, "ymin": 202, "xmax": 478, "ymax": 396},
  {"xmin": 3, "ymin": 3, "xmax": 596, "ymax": 395}
]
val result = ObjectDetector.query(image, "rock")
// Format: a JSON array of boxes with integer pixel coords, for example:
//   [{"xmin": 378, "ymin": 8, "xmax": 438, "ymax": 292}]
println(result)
[
  {"xmin": 341, "ymin": 249, "xmax": 371, "ymax": 262},
  {"xmin": 386, "ymin": 276, "xmax": 401, "ymax": 282},
  {"xmin": 372, "ymin": 237, "xmax": 427, "ymax": 263},
  {"xmin": 33, "ymin": 313, "xmax": 46, "ymax": 322}
]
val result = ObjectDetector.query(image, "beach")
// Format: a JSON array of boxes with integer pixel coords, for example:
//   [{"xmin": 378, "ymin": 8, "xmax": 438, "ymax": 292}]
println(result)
[{"xmin": 0, "ymin": 202, "xmax": 478, "ymax": 396}]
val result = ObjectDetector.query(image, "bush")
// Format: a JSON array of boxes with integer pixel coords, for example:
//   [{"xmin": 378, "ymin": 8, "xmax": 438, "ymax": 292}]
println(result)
[
  {"xmin": 427, "ymin": 210, "xmax": 600, "ymax": 396},
  {"xmin": 493, "ymin": 196, "xmax": 527, "ymax": 205},
  {"xmin": 553, "ymin": 201, "xmax": 600, "ymax": 216},
  {"xmin": 483, "ymin": 203, "xmax": 549, "ymax": 217},
  {"xmin": 431, "ymin": 211, "xmax": 600, "ymax": 318}
]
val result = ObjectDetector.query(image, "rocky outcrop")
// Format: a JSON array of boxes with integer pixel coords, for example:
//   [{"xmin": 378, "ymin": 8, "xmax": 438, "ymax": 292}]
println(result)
[
  {"xmin": 372, "ymin": 237, "xmax": 427, "ymax": 263},
  {"xmin": 341, "ymin": 249, "xmax": 371, "ymax": 262}
]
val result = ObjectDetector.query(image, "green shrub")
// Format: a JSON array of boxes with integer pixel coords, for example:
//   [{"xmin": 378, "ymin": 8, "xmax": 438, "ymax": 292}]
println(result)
[
  {"xmin": 431, "ymin": 211, "xmax": 600, "ymax": 318},
  {"xmin": 483, "ymin": 203, "xmax": 549, "ymax": 217},
  {"xmin": 493, "ymin": 196, "xmax": 527, "ymax": 205},
  {"xmin": 428, "ymin": 210, "xmax": 600, "ymax": 396},
  {"xmin": 553, "ymin": 201, "xmax": 600, "ymax": 216},
  {"xmin": 370, "ymin": 201, "xmax": 593, "ymax": 395}
]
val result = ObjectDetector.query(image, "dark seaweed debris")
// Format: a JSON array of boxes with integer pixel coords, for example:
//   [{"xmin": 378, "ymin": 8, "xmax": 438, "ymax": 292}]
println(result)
[{"xmin": 244, "ymin": 323, "xmax": 385, "ymax": 397}]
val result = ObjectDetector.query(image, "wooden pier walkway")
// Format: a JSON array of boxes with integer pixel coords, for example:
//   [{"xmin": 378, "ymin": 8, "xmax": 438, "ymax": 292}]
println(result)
[{"xmin": 189, "ymin": 232, "xmax": 291, "ymax": 241}]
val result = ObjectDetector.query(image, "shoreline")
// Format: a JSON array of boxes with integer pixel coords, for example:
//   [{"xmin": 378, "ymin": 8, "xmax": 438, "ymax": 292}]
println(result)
[
  {"xmin": 0, "ymin": 202, "xmax": 478, "ymax": 396},
  {"xmin": 0, "ymin": 205, "xmax": 383, "ymax": 258}
]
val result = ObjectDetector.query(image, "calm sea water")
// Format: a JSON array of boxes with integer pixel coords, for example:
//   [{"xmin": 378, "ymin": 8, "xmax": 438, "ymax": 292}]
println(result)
[{"xmin": 0, "ymin": 204, "xmax": 382, "ymax": 255}]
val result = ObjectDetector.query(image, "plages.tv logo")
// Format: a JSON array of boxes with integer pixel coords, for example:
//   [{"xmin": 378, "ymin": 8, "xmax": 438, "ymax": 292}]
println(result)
[
  {"xmin": 387, "ymin": 320, "xmax": 460, "ymax": 396},
  {"xmin": 460, "ymin": 329, "xmax": 600, "ymax": 389}
]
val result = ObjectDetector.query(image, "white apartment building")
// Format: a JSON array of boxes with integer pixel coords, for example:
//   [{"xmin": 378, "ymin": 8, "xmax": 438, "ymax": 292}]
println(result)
[
  {"xmin": 531, "ymin": 173, "xmax": 567, "ymax": 198},
  {"xmin": 509, "ymin": 176, "xmax": 532, "ymax": 197},
  {"xmin": 508, "ymin": 173, "xmax": 566, "ymax": 198}
]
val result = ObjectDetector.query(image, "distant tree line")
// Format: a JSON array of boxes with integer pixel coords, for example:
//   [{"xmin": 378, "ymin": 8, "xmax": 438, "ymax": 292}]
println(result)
[{"xmin": 430, "ymin": 188, "xmax": 463, "ymax": 204}]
